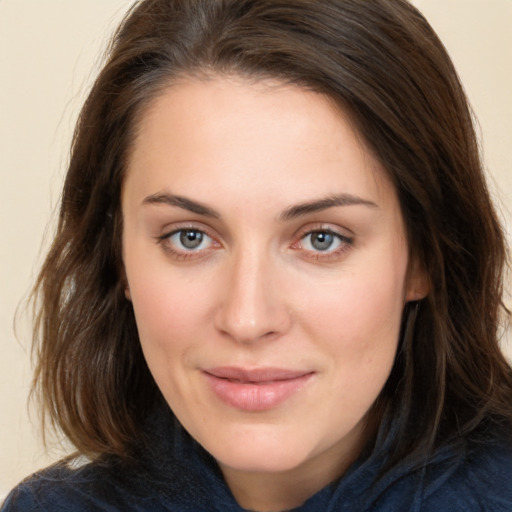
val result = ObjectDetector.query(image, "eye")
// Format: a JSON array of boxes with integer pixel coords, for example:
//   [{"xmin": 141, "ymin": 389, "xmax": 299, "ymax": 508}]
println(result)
[
  {"xmin": 156, "ymin": 226, "xmax": 220, "ymax": 261},
  {"xmin": 294, "ymin": 228, "xmax": 354, "ymax": 261},
  {"xmin": 303, "ymin": 231, "xmax": 340, "ymax": 252},
  {"xmin": 166, "ymin": 229, "xmax": 214, "ymax": 251}
]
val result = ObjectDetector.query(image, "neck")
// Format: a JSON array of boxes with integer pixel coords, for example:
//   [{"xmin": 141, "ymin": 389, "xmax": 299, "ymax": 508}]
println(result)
[{"xmin": 219, "ymin": 424, "xmax": 369, "ymax": 512}]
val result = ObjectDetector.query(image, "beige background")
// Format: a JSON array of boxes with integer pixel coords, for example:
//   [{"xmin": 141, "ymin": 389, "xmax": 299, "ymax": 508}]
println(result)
[{"xmin": 1, "ymin": 0, "xmax": 511, "ymax": 499}]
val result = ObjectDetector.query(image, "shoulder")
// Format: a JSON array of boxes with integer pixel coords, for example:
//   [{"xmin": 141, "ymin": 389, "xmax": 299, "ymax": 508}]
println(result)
[
  {"xmin": 1, "ymin": 458, "xmax": 163, "ymax": 512},
  {"xmin": 420, "ymin": 438, "xmax": 512, "ymax": 511},
  {"xmin": 361, "ymin": 436, "xmax": 512, "ymax": 512}
]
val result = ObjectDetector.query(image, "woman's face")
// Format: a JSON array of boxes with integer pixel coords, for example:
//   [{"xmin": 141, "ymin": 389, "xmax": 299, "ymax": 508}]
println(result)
[{"xmin": 122, "ymin": 77, "xmax": 425, "ymax": 486}]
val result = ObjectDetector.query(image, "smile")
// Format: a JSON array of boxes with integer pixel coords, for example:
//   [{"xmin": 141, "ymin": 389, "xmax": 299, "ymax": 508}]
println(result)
[{"xmin": 202, "ymin": 367, "xmax": 314, "ymax": 412}]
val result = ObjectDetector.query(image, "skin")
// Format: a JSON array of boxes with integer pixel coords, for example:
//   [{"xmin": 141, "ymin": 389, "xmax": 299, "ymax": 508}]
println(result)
[{"xmin": 122, "ymin": 76, "xmax": 427, "ymax": 512}]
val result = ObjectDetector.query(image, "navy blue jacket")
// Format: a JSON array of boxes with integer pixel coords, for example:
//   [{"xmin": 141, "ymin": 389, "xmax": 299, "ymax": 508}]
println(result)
[{"xmin": 3, "ymin": 408, "xmax": 512, "ymax": 511}]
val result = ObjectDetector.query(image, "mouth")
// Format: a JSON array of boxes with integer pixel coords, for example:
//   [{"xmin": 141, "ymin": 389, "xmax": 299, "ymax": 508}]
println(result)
[{"xmin": 202, "ymin": 367, "xmax": 314, "ymax": 411}]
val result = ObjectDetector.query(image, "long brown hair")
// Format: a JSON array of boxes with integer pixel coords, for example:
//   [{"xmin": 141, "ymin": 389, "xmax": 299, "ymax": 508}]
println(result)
[{"xmin": 32, "ymin": 0, "xmax": 512, "ymax": 467}]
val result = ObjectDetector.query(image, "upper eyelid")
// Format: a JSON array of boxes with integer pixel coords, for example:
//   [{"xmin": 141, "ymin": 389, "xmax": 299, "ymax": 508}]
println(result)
[
  {"xmin": 157, "ymin": 227, "xmax": 218, "ymax": 259},
  {"xmin": 292, "ymin": 233, "xmax": 353, "ymax": 263},
  {"xmin": 156, "ymin": 222, "xmax": 353, "ymax": 247},
  {"xmin": 294, "ymin": 223, "xmax": 354, "ymax": 240},
  {"xmin": 301, "ymin": 228, "xmax": 351, "ymax": 239},
  {"xmin": 298, "ymin": 230, "xmax": 352, "ymax": 247},
  {"xmin": 159, "ymin": 223, "xmax": 217, "ymax": 240},
  {"xmin": 157, "ymin": 226, "xmax": 219, "ymax": 253},
  {"xmin": 290, "ymin": 226, "xmax": 354, "ymax": 253},
  {"xmin": 166, "ymin": 227, "xmax": 211, "ymax": 239}
]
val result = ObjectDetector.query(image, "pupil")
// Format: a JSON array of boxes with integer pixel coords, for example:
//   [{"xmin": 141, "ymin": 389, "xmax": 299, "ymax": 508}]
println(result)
[
  {"xmin": 180, "ymin": 230, "xmax": 203, "ymax": 249},
  {"xmin": 312, "ymin": 232, "xmax": 333, "ymax": 251}
]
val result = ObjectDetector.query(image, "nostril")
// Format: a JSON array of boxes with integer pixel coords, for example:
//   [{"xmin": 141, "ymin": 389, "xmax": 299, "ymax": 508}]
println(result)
[{"xmin": 213, "ymin": 261, "xmax": 292, "ymax": 343}]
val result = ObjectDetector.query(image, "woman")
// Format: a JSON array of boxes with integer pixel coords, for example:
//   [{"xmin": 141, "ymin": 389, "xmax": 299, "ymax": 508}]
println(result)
[{"xmin": 3, "ymin": 0, "xmax": 512, "ymax": 510}]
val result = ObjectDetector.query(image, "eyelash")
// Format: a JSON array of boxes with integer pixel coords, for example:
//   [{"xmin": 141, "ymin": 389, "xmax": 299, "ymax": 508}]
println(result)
[
  {"xmin": 292, "ymin": 228, "xmax": 353, "ymax": 261},
  {"xmin": 156, "ymin": 225, "xmax": 219, "ymax": 261},
  {"xmin": 156, "ymin": 226, "xmax": 353, "ymax": 262}
]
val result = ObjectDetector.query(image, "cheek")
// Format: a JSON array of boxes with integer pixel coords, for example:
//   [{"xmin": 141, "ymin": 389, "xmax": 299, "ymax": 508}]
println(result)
[
  {"xmin": 125, "ymin": 264, "xmax": 214, "ymax": 360},
  {"xmin": 297, "ymin": 252, "xmax": 407, "ymax": 382},
  {"xmin": 303, "ymin": 271, "xmax": 404, "ymax": 343},
  {"xmin": 309, "ymin": 272, "xmax": 405, "ymax": 419}
]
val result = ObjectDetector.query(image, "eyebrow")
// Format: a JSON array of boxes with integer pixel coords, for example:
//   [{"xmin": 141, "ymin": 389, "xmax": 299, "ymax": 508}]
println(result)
[
  {"xmin": 142, "ymin": 192, "xmax": 221, "ymax": 218},
  {"xmin": 279, "ymin": 193, "xmax": 378, "ymax": 221},
  {"xmin": 142, "ymin": 191, "xmax": 378, "ymax": 220}
]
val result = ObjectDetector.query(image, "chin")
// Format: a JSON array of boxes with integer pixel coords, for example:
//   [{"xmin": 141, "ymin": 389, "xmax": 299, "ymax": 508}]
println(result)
[{"xmin": 216, "ymin": 443, "xmax": 310, "ymax": 474}]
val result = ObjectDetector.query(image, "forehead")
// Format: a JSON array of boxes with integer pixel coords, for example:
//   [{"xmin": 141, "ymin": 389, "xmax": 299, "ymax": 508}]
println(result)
[{"xmin": 124, "ymin": 75, "xmax": 394, "ymax": 211}]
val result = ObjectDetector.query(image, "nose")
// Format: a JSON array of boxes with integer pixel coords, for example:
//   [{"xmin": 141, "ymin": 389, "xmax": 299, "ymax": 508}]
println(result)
[{"xmin": 214, "ymin": 248, "xmax": 291, "ymax": 345}]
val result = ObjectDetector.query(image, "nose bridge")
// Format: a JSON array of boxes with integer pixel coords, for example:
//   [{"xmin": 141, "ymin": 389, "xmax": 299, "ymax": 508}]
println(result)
[{"xmin": 215, "ymin": 243, "xmax": 289, "ymax": 343}]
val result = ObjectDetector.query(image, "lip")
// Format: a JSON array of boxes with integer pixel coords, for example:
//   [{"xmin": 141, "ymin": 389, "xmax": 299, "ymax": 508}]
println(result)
[{"xmin": 202, "ymin": 367, "xmax": 314, "ymax": 412}]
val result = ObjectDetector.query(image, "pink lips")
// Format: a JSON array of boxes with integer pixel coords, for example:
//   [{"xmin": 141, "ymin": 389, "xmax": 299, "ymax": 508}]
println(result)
[{"xmin": 203, "ymin": 367, "xmax": 313, "ymax": 412}]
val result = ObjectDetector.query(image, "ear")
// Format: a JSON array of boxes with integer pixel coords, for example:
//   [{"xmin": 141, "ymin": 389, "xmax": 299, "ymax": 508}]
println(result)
[
  {"xmin": 405, "ymin": 255, "xmax": 430, "ymax": 302},
  {"xmin": 119, "ymin": 264, "xmax": 132, "ymax": 301}
]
